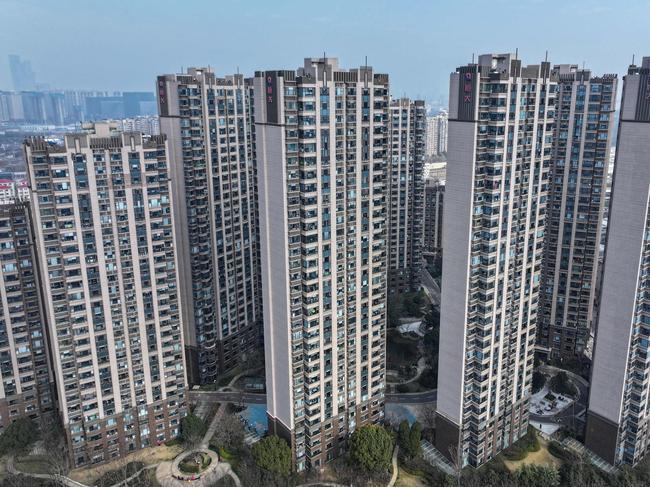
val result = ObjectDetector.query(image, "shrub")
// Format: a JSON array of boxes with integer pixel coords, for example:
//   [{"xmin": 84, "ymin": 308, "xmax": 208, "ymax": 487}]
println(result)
[
  {"xmin": 548, "ymin": 441, "xmax": 579, "ymax": 462},
  {"xmin": 503, "ymin": 445, "xmax": 526, "ymax": 461},
  {"xmin": 516, "ymin": 464, "xmax": 560, "ymax": 487},
  {"xmin": 502, "ymin": 427, "xmax": 539, "ymax": 460},
  {"xmin": 349, "ymin": 425, "xmax": 394, "ymax": 473}
]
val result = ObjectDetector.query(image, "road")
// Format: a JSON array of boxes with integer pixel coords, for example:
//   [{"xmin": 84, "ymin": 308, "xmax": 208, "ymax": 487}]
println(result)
[
  {"xmin": 421, "ymin": 267, "xmax": 441, "ymax": 307},
  {"xmin": 189, "ymin": 389, "xmax": 437, "ymax": 406}
]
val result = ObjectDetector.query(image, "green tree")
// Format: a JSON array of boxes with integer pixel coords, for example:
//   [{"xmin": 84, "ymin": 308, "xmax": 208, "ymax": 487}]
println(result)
[
  {"xmin": 398, "ymin": 420, "xmax": 410, "ymax": 452},
  {"xmin": 549, "ymin": 371, "xmax": 577, "ymax": 397},
  {"xmin": 515, "ymin": 465, "xmax": 560, "ymax": 487},
  {"xmin": 0, "ymin": 416, "xmax": 38, "ymax": 456},
  {"xmin": 349, "ymin": 425, "xmax": 394, "ymax": 473},
  {"xmin": 180, "ymin": 413, "xmax": 206, "ymax": 448},
  {"xmin": 251, "ymin": 435, "xmax": 291, "ymax": 477},
  {"xmin": 532, "ymin": 371, "xmax": 545, "ymax": 393},
  {"xmin": 407, "ymin": 422, "xmax": 422, "ymax": 458}
]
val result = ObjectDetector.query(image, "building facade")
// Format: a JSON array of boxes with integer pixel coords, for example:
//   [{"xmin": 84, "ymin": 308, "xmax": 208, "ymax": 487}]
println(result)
[
  {"xmin": 436, "ymin": 54, "xmax": 555, "ymax": 467},
  {"xmin": 255, "ymin": 57, "xmax": 389, "ymax": 470},
  {"xmin": 586, "ymin": 56, "xmax": 650, "ymax": 467},
  {"xmin": 387, "ymin": 98, "xmax": 425, "ymax": 293},
  {"xmin": 0, "ymin": 201, "xmax": 54, "ymax": 429},
  {"xmin": 25, "ymin": 123, "xmax": 186, "ymax": 467},
  {"xmin": 423, "ymin": 177, "xmax": 444, "ymax": 257},
  {"xmin": 157, "ymin": 68, "xmax": 261, "ymax": 385},
  {"xmin": 537, "ymin": 65, "xmax": 616, "ymax": 359},
  {"xmin": 425, "ymin": 111, "xmax": 449, "ymax": 157}
]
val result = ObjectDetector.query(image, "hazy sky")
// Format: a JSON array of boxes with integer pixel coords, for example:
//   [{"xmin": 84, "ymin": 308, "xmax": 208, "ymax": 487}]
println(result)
[{"xmin": 0, "ymin": 0, "xmax": 647, "ymax": 102}]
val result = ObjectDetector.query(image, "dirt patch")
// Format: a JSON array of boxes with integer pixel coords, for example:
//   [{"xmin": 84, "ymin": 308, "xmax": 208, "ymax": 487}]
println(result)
[
  {"xmin": 396, "ymin": 468, "xmax": 429, "ymax": 487},
  {"xmin": 502, "ymin": 437, "xmax": 562, "ymax": 472}
]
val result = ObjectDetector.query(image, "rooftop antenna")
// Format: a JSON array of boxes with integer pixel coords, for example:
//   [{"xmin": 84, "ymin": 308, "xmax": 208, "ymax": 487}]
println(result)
[
  {"xmin": 323, "ymin": 51, "xmax": 327, "ymax": 86},
  {"xmin": 515, "ymin": 48, "xmax": 518, "ymax": 60},
  {"xmin": 545, "ymin": 50, "xmax": 548, "ymax": 62},
  {"xmin": 472, "ymin": 53, "xmax": 475, "ymax": 64},
  {"xmin": 632, "ymin": 54, "xmax": 636, "ymax": 65}
]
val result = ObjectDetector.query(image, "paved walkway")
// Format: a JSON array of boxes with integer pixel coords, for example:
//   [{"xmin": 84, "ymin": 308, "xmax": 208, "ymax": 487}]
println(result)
[
  {"xmin": 387, "ymin": 446, "xmax": 399, "ymax": 487},
  {"xmin": 201, "ymin": 403, "xmax": 225, "ymax": 449},
  {"xmin": 388, "ymin": 356, "xmax": 427, "ymax": 386}
]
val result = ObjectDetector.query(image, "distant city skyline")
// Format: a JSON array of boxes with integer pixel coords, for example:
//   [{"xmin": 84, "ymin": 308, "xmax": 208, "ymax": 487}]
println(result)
[{"xmin": 0, "ymin": 0, "xmax": 646, "ymax": 102}]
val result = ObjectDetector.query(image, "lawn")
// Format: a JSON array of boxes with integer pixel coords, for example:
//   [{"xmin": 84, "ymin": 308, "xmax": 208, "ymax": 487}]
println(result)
[
  {"xmin": 502, "ymin": 437, "xmax": 563, "ymax": 472},
  {"xmin": 13, "ymin": 455, "xmax": 51, "ymax": 474},
  {"xmin": 396, "ymin": 467, "xmax": 429, "ymax": 487}
]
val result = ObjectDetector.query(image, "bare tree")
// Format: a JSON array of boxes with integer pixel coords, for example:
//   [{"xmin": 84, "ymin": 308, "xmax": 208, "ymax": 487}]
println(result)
[
  {"xmin": 448, "ymin": 444, "xmax": 463, "ymax": 487},
  {"xmin": 39, "ymin": 413, "xmax": 70, "ymax": 487},
  {"xmin": 212, "ymin": 412, "xmax": 245, "ymax": 451},
  {"xmin": 419, "ymin": 403, "xmax": 437, "ymax": 437}
]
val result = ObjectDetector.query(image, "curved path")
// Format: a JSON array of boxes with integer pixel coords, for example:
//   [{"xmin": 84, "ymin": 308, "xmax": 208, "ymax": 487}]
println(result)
[
  {"xmin": 529, "ymin": 365, "xmax": 589, "ymax": 425},
  {"xmin": 387, "ymin": 446, "xmax": 399, "ymax": 487},
  {"xmin": 6, "ymin": 456, "xmax": 89, "ymax": 487}
]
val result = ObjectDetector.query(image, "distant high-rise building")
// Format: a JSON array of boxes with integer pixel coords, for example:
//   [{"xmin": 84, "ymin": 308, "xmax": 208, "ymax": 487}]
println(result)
[
  {"xmin": 0, "ymin": 201, "xmax": 54, "ymax": 429},
  {"xmin": 123, "ymin": 92, "xmax": 156, "ymax": 118},
  {"xmin": 426, "ymin": 116, "xmax": 439, "ymax": 157},
  {"xmin": 436, "ymin": 54, "xmax": 555, "ymax": 467},
  {"xmin": 586, "ymin": 56, "xmax": 650, "ymax": 467},
  {"xmin": 387, "ymin": 98, "xmax": 425, "ymax": 293},
  {"xmin": 255, "ymin": 57, "xmax": 389, "ymax": 470},
  {"xmin": 157, "ymin": 68, "xmax": 261, "ymax": 385},
  {"xmin": 8, "ymin": 55, "xmax": 36, "ymax": 92},
  {"xmin": 424, "ymin": 177, "xmax": 444, "ymax": 257},
  {"xmin": 436, "ymin": 110, "xmax": 448, "ymax": 154},
  {"xmin": 118, "ymin": 116, "xmax": 160, "ymax": 136},
  {"xmin": 25, "ymin": 122, "xmax": 187, "ymax": 467},
  {"xmin": 85, "ymin": 96, "xmax": 125, "ymax": 120},
  {"xmin": 0, "ymin": 179, "xmax": 30, "ymax": 203},
  {"xmin": 425, "ymin": 111, "xmax": 448, "ymax": 157},
  {"xmin": 537, "ymin": 65, "xmax": 617, "ymax": 359}
]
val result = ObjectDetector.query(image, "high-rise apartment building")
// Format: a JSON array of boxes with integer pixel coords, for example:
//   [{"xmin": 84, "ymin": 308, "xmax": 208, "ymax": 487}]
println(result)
[
  {"xmin": 424, "ymin": 177, "xmax": 444, "ymax": 257},
  {"xmin": 387, "ymin": 98, "xmax": 425, "ymax": 293},
  {"xmin": 426, "ymin": 116, "xmax": 439, "ymax": 157},
  {"xmin": 436, "ymin": 110, "xmax": 448, "ymax": 154},
  {"xmin": 0, "ymin": 201, "xmax": 54, "ymax": 429},
  {"xmin": 25, "ymin": 122, "xmax": 186, "ymax": 467},
  {"xmin": 425, "ymin": 111, "xmax": 449, "ymax": 157},
  {"xmin": 255, "ymin": 57, "xmax": 389, "ymax": 470},
  {"xmin": 537, "ymin": 66, "xmax": 617, "ymax": 359},
  {"xmin": 157, "ymin": 68, "xmax": 261, "ymax": 385},
  {"xmin": 436, "ymin": 54, "xmax": 555, "ymax": 467},
  {"xmin": 586, "ymin": 56, "xmax": 650, "ymax": 467},
  {"xmin": 8, "ymin": 55, "xmax": 36, "ymax": 92}
]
